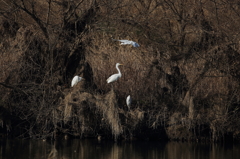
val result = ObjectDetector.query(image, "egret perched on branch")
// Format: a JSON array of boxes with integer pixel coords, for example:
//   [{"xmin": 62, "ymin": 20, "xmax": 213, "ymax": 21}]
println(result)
[
  {"xmin": 107, "ymin": 63, "xmax": 123, "ymax": 83},
  {"xmin": 71, "ymin": 75, "xmax": 83, "ymax": 87},
  {"xmin": 112, "ymin": 39, "xmax": 140, "ymax": 47},
  {"xmin": 126, "ymin": 95, "xmax": 132, "ymax": 110}
]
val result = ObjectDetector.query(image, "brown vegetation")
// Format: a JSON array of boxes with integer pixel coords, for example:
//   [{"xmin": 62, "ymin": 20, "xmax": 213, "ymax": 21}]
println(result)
[{"xmin": 0, "ymin": 0, "xmax": 240, "ymax": 142}]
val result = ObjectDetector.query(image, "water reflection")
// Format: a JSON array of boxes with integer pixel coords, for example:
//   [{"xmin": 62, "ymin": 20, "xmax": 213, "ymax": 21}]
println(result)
[{"xmin": 1, "ymin": 138, "xmax": 240, "ymax": 159}]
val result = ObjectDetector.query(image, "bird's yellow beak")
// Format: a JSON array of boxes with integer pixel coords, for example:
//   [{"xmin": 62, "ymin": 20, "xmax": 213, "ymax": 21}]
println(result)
[{"xmin": 119, "ymin": 64, "xmax": 123, "ymax": 65}]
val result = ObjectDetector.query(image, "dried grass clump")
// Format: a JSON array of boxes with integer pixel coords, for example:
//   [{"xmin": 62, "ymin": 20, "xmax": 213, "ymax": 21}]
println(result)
[
  {"xmin": 60, "ymin": 80, "xmax": 96, "ymax": 133},
  {"xmin": 166, "ymin": 112, "xmax": 194, "ymax": 140},
  {"xmin": 96, "ymin": 89, "xmax": 123, "ymax": 139},
  {"xmin": 0, "ymin": 25, "xmax": 34, "ymax": 84},
  {"xmin": 126, "ymin": 108, "xmax": 145, "ymax": 128},
  {"xmin": 63, "ymin": 93, "xmax": 73, "ymax": 124},
  {"xmin": 61, "ymin": 82, "xmax": 125, "ymax": 139}
]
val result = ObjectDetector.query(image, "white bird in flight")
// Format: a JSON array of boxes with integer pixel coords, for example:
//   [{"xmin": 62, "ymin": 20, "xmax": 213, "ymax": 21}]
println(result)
[
  {"xmin": 71, "ymin": 75, "xmax": 83, "ymax": 87},
  {"xmin": 112, "ymin": 39, "xmax": 140, "ymax": 47},
  {"xmin": 107, "ymin": 63, "xmax": 123, "ymax": 83},
  {"xmin": 126, "ymin": 95, "xmax": 132, "ymax": 110}
]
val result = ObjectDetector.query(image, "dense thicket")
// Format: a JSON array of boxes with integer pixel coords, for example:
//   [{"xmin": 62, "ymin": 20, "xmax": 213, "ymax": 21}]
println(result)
[{"xmin": 0, "ymin": 0, "xmax": 240, "ymax": 142}]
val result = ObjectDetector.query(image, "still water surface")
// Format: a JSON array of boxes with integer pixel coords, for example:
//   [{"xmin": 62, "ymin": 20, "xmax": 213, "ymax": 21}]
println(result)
[{"xmin": 1, "ymin": 138, "xmax": 240, "ymax": 159}]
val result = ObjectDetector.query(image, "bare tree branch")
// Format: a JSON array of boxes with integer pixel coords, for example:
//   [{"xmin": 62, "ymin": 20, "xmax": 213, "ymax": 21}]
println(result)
[{"xmin": 12, "ymin": 0, "xmax": 49, "ymax": 39}]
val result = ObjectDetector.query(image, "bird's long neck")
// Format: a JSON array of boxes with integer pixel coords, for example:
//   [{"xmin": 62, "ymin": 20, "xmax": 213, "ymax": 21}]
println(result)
[{"xmin": 116, "ymin": 65, "xmax": 122, "ymax": 77}]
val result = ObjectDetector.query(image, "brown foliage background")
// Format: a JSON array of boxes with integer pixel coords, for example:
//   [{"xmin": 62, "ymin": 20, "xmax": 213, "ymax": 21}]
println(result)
[{"xmin": 0, "ymin": 0, "xmax": 240, "ymax": 141}]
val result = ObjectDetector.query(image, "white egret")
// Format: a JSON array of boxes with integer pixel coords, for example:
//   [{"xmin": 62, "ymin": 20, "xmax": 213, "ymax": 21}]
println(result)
[
  {"xmin": 126, "ymin": 95, "xmax": 132, "ymax": 110},
  {"xmin": 112, "ymin": 39, "xmax": 140, "ymax": 47},
  {"xmin": 71, "ymin": 75, "xmax": 83, "ymax": 87},
  {"xmin": 107, "ymin": 63, "xmax": 123, "ymax": 83}
]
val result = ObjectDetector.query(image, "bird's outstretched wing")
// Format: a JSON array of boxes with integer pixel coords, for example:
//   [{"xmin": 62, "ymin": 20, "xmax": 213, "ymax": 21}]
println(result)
[
  {"xmin": 112, "ymin": 39, "xmax": 140, "ymax": 47},
  {"xmin": 132, "ymin": 42, "xmax": 140, "ymax": 47}
]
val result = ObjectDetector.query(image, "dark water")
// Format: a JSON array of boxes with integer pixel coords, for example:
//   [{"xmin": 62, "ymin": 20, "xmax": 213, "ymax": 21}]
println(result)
[{"xmin": 0, "ymin": 138, "xmax": 240, "ymax": 159}]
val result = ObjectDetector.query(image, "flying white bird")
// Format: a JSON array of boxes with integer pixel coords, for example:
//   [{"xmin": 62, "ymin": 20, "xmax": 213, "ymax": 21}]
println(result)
[
  {"xmin": 107, "ymin": 63, "xmax": 123, "ymax": 83},
  {"xmin": 71, "ymin": 75, "xmax": 83, "ymax": 87},
  {"xmin": 126, "ymin": 95, "xmax": 132, "ymax": 110},
  {"xmin": 112, "ymin": 39, "xmax": 140, "ymax": 47}
]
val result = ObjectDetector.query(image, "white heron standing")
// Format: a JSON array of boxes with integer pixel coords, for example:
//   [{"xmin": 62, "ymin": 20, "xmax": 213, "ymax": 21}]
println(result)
[
  {"xmin": 126, "ymin": 95, "xmax": 132, "ymax": 110},
  {"xmin": 107, "ymin": 63, "xmax": 123, "ymax": 83},
  {"xmin": 112, "ymin": 39, "xmax": 140, "ymax": 47},
  {"xmin": 71, "ymin": 75, "xmax": 83, "ymax": 87}
]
